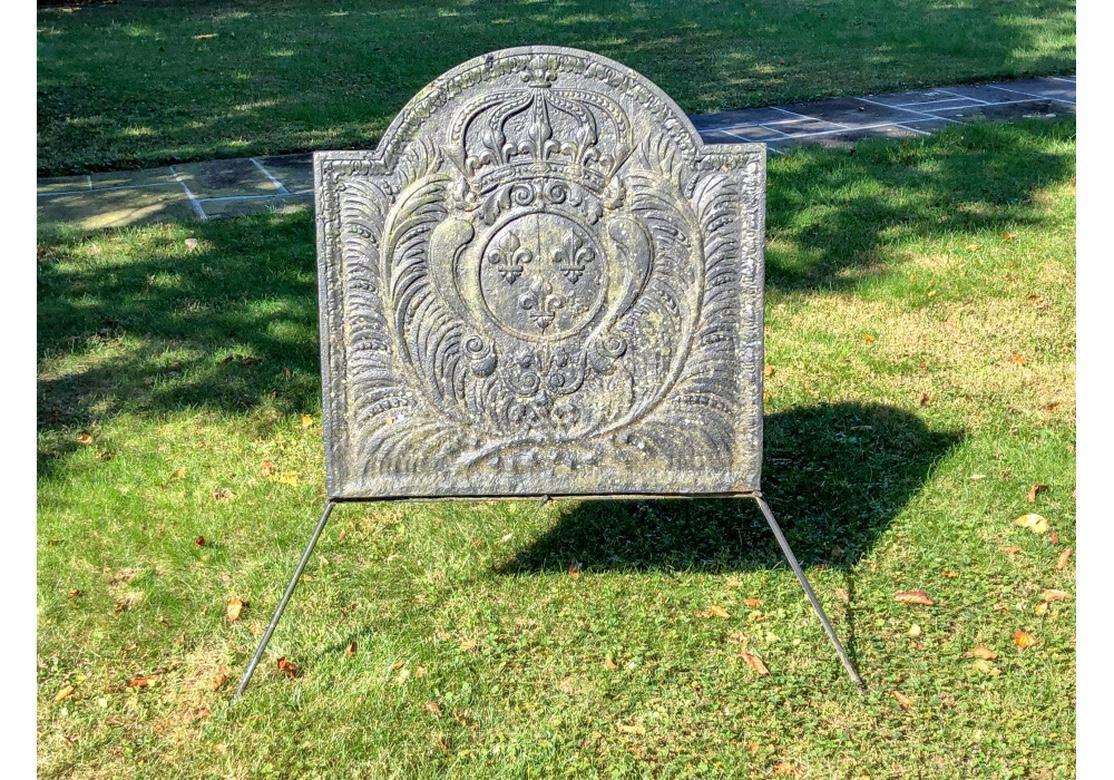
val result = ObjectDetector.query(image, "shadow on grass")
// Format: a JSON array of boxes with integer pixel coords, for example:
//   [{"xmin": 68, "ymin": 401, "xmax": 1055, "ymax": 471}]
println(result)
[{"xmin": 497, "ymin": 402, "xmax": 961, "ymax": 574}]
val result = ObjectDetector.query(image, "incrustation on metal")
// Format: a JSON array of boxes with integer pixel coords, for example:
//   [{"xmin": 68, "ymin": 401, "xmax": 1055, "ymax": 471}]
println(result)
[
  {"xmin": 314, "ymin": 45, "xmax": 765, "ymax": 500},
  {"xmin": 234, "ymin": 48, "xmax": 864, "ymax": 698}
]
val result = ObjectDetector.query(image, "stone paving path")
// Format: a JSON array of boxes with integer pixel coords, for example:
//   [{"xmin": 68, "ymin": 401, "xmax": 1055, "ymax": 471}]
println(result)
[{"xmin": 37, "ymin": 74, "xmax": 1074, "ymax": 231}]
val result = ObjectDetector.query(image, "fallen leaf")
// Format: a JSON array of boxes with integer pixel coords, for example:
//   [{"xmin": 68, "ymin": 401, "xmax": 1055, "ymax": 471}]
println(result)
[
  {"xmin": 1039, "ymin": 589, "xmax": 1070, "ymax": 603},
  {"xmin": 415, "ymin": 665, "xmax": 427, "ymax": 678},
  {"xmin": 1056, "ymin": 547, "xmax": 1073, "ymax": 570},
  {"xmin": 942, "ymin": 570, "xmax": 959, "ymax": 579},
  {"xmin": 127, "ymin": 674, "xmax": 157, "ymax": 688},
  {"xmin": 698, "ymin": 604, "xmax": 731, "ymax": 619},
  {"xmin": 1042, "ymin": 402, "xmax": 1060, "ymax": 413},
  {"xmin": 741, "ymin": 650, "xmax": 770, "ymax": 675},
  {"xmin": 276, "ymin": 657, "xmax": 298, "ymax": 678},
  {"xmin": 185, "ymin": 237, "xmax": 200, "ymax": 251},
  {"xmin": 604, "ymin": 657, "xmax": 619, "ymax": 671},
  {"xmin": 919, "ymin": 392, "xmax": 930, "ymax": 407},
  {"xmin": 906, "ymin": 624, "xmax": 922, "ymax": 638},
  {"xmin": 66, "ymin": 589, "xmax": 81, "ymax": 599},
  {"xmin": 1008, "ymin": 353, "xmax": 1026, "ymax": 365},
  {"xmin": 743, "ymin": 598, "xmax": 764, "ymax": 608},
  {"xmin": 53, "ymin": 685, "xmax": 75, "ymax": 702},
  {"xmin": 75, "ymin": 432, "xmax": 94, "ymax": 445},
  {"xmin": 567, "ymin": 559, "xmax": 581, "ymax": 578},
  {"xmin": 194, "ymin": 535, "xmax": 206, "ymax": 547},
  {"xmin": 260, "ymin": 460, "xmax": 276, "ymax": 477},
  {"xmin": 210, "ymin": 673, "xmax": 229, "ymax": 691},
  {"xmin": 894, "ymin": 590, "xmax": 935, "ymax": 606},
  {"xmin": 773, "ymin": 762, "xmax": 799, "ymax": 777},
  {"xmin": 95, "ymin": 450, "xmax": 114, "ymax": 461},
  {"xmin": 763, "ymin": 365, "xmax": 775, "ymax": 377},
  {"xmin": 834, "ymin": 588, "xmax": 849, "ymax": 604},
  {"xmin": 190, "ymin": 706, "xmax": 212, "ymax": 721},
  {"xmin": 926, "ymin": 289, "xmax": 937, "ymax": 297},
  {"xmin": 863, "ymin": 333, "xmax": 876, "ymax": 344},
  {"xmin": 1014, "ymin": 513, "xmax": 1050, "ymax": 534},
  {"xmin": 1027, "ymin": 484, "xmax": 1048, "ymax": 503},
  {"xmin": 1034, "ymin": 602, "xmax": 1048, "ymax": 617},
  {"xmin": 748, "ymin": 610, "xmax": 765, "ymax": 622},
  {"xmin": 971, "ymin": 658, "xmax": 1001, "ymax": 676},
  {"xmin": 1048, "ymin": 531, "xmax": 1060, "ymax": 545},
  {"xmin": 425, "ymin": 700, "xmax": 442, "ymax": 717},
  {"xmin": 437, "ymin": 734, "xmax": 450, "ymax": 753},
  {"xmin": 391, "ymin": 660, "xmax": 405, "ymax": 671},
  {"xmin": 891, "ymin": 690, "xmax": 914, "ymax": 711},
  {"xmin": 226, "ymin": 596, "xmax": 245, "ymax": 622},
  {"xmin": 1001, "ymin": 231, "xmax": 1018, "ymax": 241},
  {"xmin": 966, "ymin": 645, "xmax": 998, "ymax": 660},
  {"xmin": 1012, "ymin": 630, "xmax": 1037, "ymax": 650},
  {"xmin": 301, "ymin": 414, "xmax": 313, "ymax": 429},
  {"xmin": 345, "ymin": 641, "xmax": 357, "ymax": 657}
]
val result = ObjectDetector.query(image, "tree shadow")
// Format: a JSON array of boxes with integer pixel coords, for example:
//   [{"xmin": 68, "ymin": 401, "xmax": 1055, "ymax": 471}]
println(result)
[{"xmin": 497, "ymin": 402, "xmax": 962, "ymax": 574}]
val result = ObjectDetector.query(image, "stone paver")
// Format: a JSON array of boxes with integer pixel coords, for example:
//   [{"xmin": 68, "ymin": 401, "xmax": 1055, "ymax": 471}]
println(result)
[{"xmin": 37, "ymin": 74, "xmax": 1075, "ymax": 231}]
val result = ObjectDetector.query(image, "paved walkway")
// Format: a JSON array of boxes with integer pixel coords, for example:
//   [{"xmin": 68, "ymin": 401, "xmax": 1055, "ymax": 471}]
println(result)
[{"xmin": 37, "ymin": 75, "xmax": 1074, "ymax": 231}]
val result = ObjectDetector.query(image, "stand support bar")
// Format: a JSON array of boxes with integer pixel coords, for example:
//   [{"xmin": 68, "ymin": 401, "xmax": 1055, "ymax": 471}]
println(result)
[
  {"xmin": 234, "ymin": 500, "xmax": 336, "ymax": 700},
  {"xmin": 752, "ymin": 494, "xmax": 864, "ymax": 689}
]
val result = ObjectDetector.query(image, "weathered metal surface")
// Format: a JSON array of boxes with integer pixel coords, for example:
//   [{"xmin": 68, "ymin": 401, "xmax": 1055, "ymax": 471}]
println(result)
[{"xmin": 315, "ymin": 46, "xmax": 765, "ymax": 499}]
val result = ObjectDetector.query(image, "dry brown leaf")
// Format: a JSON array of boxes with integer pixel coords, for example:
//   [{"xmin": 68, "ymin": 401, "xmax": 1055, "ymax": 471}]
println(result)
[
  {"xmin": 894, "ymin": 590, "xmax": 935, "ymax": 606},
  {"xmin": 763, "ymin": 365, "xmax": 775, "ymax": 377},
  {"xmin": 225, "ymin": 596, "xmax": 245, "ymax": 622},
  {"xmin": 425, "ymin": 700, "xmax": 442, "ymax": 717},
  {"xmin": 891, "ymin": 690, "xmax": 914, "ymax": 711},
  {"xmin": 53, "ymin": 684, "xmax": 75, "ymax": 702},
  {"xmin": 773, "ymin": 762, "xmax": 799, "ymax": 777},
  {"xmin": 75, "ymin": 432, "xmax": 94, "ymax": 445},
  {"xmin": 1040, "ymin": 589, "xmax": 1070, "ymax": 603},
  {"xmin": 276, "ymin": 657, "xmax": 299, "ymax": 678},
  {"xmin": 698, "ymin": 604, "xmax": 731, "ymax": 619},
  {"xmin": 1008, "ymin": 353, "xmax": 1026, "ymax": 365},
  {"xmin": 1057, "ymin": 547, "xmax": 1073, "ymax": 570},
  {"xmin": 1014, "ymin": 513, "xmax": 1050, "ymax": 534},
  {"xmin": 971, "ymin": 658, "xmax": 1001, "ymax": 676},
  {"xmin": 863, "ymin": 333, "xmax": 876, "ymax": 344},
  {"xmin": 1002, "ymin": 231, "xmax": 1018, "ymax": 241},
  {"xmin": 260, "ymin": 460, "xmax": 276, "ymax": 477},
  {"xmin": 127, "ymin": 674, "xmax": 157, "ymax": 688},
  {"xmin": 194, "ymin": 535, "xmax": 206, "ymax": 547},
  {"xmin": 567, "ymin": 559, "xmax": 581, "ymax": 578},
  {"xmin": 1027, "ymin": 484, "xmax": 1048, "ymax": 503},
  {"xmin": 210, "ymin": 673, "xmax": 229, "ymax": 691},
  {"xmin": 345, "ymin": 641, "xmax": 357, "ymax": 657},
  {"xmin": 919, "ymin": 392, "xmax": 930, "ymax": 407},
  {"xmin": 741, "ymin": 650, "xmax": 770, "ymax": 676},
  {"xmin": 743, "ymin": 598, "xmax": 764, "ymax": 608},
  {"xmin": 942, "ymin": 570, "xmax": 959, "ymax": 579},
  {"xmin": 391, "ymin": 660, "xmax": 405, "ymax": 671},
  {"xmin": 66, "ymin": 589, "xmax": 81, "ymax": 599},
  {"xmin": 604, "ymin": 657, "xmax": 619, "ymax": 671},
  {"xmin": 1012, "ymin": 630, "xmax": 1037, "ymax": 650},
  {"xmin": 966, "ymin": 645, "xmax": 999, "ymax": 660}
]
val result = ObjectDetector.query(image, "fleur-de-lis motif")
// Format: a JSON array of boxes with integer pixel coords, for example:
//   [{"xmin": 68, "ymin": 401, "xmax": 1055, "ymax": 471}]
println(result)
[
  {"xmin": 552, "ymin": 235, "xmax": 596, "ymax": 283},
  {"xmin": 518, "ymin": 279, "xmax": 567, "ymax": 332},
  {"xmin": 487, "ymin": 231, "xmax": 534, "ymax": 284}
]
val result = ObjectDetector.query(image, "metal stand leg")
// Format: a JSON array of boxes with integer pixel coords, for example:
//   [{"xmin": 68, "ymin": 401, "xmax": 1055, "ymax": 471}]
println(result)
[
  {"xmin": 234, "ymin": 500, "xmax": 336, "ymax": 700},
  {"xmin": 752, "ymin": 494, "xmax": 865, "ymax": 689}
]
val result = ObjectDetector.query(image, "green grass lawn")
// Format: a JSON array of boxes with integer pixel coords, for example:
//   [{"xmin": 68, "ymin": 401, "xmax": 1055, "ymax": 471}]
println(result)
[
  {"xmin": 38, "ymin": 119, "xmax": 1076, "ymax": 778},
  {"xmin": 36, "ymin": 0, "xmax": 1075, "ymax": 175}
]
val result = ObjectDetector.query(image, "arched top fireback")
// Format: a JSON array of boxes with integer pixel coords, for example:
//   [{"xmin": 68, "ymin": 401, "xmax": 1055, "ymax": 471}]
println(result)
[{"xmin": 314, "ymin": 46, "xmax": 767, "ymax": 499}]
